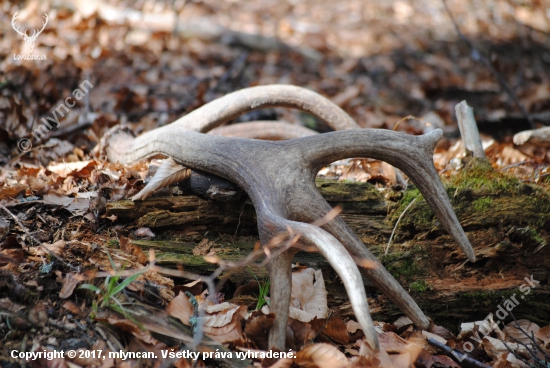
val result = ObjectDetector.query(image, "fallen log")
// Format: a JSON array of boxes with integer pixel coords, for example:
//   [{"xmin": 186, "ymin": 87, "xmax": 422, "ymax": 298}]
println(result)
[
  {"xmin": 107, "ymin": 178, "xmax": 389, "ymax": 237},
  {"xmin": 107, "ymin": 168, "xmax": 550, "ymax": 330}
]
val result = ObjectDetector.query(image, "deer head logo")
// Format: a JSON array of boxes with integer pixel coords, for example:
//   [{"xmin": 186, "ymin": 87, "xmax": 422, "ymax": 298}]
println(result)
[{"xmin": 11, "ymin": 11, "xmax": 49, "ymax": 54}]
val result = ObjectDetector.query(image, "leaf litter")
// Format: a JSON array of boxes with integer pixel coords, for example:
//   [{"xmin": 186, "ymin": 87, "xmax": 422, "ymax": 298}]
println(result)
[{"xmin": 1, "ymin": 0, "xmax": 550, "ymax": 367}]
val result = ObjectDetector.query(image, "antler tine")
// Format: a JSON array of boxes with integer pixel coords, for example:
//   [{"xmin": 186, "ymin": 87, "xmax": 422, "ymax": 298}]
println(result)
[
  {"xmin": 32, "ymin": 13, "xmax": 49, "ymax": 39},
  {"xmin": 39, "ymin": 13, "xmax": 49, "ymax": 33},
  {"xmin": 261, "ymin": 214, "xmax": 380, "ymax": 352},
  {"xmin": 11, "ymin": 11, "xmax": 26, "ymax": 37}
]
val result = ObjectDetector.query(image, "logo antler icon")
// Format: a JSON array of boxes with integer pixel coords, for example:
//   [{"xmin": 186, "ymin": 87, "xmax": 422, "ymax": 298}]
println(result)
[{"xmin": 12, "ymin": 11, "xmax": 48, "ymax": 54}]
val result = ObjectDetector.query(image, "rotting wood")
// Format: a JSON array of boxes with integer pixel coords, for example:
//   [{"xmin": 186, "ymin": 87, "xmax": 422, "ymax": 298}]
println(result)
[
  {"xmin": 106, "ymin": 178, "xmax": 387, "ymax": 232},
  {"xmin": 110, "ymin": 173, "xmax": 550, "ymax": 329}
]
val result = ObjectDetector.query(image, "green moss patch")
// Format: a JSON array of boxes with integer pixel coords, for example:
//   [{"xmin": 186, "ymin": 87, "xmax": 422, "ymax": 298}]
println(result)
[
  {"xmin": 409, "ymin": 280, "xmax": 431, "ymax": 293},
  {"xmin": 378, "ymin": 245, "xmax": 427, "ymax": 283},
  {"xmin": 389, "ymin": 159, "xmax": 550, "ymax": 237}
]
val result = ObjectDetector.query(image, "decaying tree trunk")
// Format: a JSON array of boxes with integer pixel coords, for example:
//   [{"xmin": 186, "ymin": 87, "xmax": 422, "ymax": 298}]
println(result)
[{"xmin": 108, "ymin": 171, "xmax": 550, "ymax": 329}]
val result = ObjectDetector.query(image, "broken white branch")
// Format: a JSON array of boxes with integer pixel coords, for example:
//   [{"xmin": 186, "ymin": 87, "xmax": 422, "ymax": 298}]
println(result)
[{"xmin": 455, "ymin": 101, "xmax": 486, "ymax": 160}]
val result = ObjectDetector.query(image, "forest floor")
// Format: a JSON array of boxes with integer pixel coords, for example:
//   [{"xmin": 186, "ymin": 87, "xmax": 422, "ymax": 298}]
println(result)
[{"xmin": 1, "ymin": 0, "xmax": 550, "ymax": 367}]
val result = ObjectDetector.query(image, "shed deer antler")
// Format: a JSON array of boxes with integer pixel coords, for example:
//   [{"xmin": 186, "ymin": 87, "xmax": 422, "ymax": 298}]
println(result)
[
  {"xmin": 11, "ymin": 11, "xmax": 48, "ymax": 53},
  {"xmin": 100, "ymin": 85, "xmax": 475, "ymax": 352}
]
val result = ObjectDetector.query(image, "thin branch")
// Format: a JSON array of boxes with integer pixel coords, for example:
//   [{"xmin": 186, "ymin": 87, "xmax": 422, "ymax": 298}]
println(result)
[
  {"xmin": 502, "ymin": 339, "xmax": 533, "ymax": 366},
  {"xmin": 509, "ymin": 311, "xmax": 550, "ymax": 362},
  {"xmin": 427, "ymin": 337, "xmax": 492, "ymax": 368},
  {"xmin": 506, "ymin": 333, "xmax": 541, "ymax": 363}
]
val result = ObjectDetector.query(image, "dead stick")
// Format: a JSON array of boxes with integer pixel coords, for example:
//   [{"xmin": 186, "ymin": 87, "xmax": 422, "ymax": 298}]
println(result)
[
  {"xmin": 427, "ymin": 338, "xmax": 492, "ymax": 368},
  {"xmin": 455, "ymin": 101, "xmax": 486, "ymax": 160}
]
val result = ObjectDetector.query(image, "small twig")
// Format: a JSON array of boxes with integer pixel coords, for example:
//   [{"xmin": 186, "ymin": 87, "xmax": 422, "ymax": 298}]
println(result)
[
  {"xmin": 442, "ymin": 0, "xmax": 535, "ymax": 129},
  {"xmin": 507, "ymin": 333, "xmax": 540, "ymax": 362},
  {"xmin": 427, "ymin": 337, "xmax": 492, "ymax": 368},
  {"xmin": 232, "ymin": 202, "xmax": 247, "ymax": 241},
  {"xmin": 455, "ymin": 101, "xmax": 486, "ymax": 160},
  {"xmin": 498, "ymin": 160, "xmax": 534, "ymax": 171},
  {"xmin": 310, "ymin": 311, "xmax": 333, "ymax": 341},
  {"xmin": 509, "ymin": 311, "xmax": 550, "ymax": 362},
  {"xmin": 502, "ymin": 339, "xmax": 533, "ymax": 366},
  {"xmin": 386, "ymin": 197, "xmax": 418, "ymax": 255}
]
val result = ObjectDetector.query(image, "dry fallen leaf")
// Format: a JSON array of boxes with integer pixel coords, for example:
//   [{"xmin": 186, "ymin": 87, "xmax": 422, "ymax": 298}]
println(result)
[
  {"xmin": 262, "ymin": 355, "xmax": 294, "ymax": 368},
  {"xmin": 504, "ymin": 319, "xmax": 540, "ymax": 346},
  {"xmin": 201, "ymin": 304, "xmax": 247, "ymax": 342},
  {"xmin": 62, "ymin": 301, "xmax": 82, "ymax": 315},
  {"xmin": 70, "ymin": 347, "xmax": 103, "ymax": 367},
  {"xmin": 290, "ymin": 268, "xmax": 328, "ymax": 322},
  {"xmin": 294, "ymin": 343, "xmax": 350, "ymax": 368},
  {"xmin": 47, "ymin": 160, "xmax": 96, "ymax": 178},
  {"xmin": 288, "ymin": 318, "xmax": 316, "ymax": 351},
  {"xmin": 483, "ymin": 335, "xmax": 525, "ymax": 360},
  {"xmin": 43, "ymin": 194, "xmax": 90, "ymax": 216},
  {"xmin": 534, "ymin": 325, "xmax": 550, "ymax": 351},
  {"xmin": 59, "ymin": 272, "xmax": 81, "ymax": 299},
  {"xmin": 166, "ymin": 291, "xmax": 195, "ymax": 326},
  {"xmin": 350, "ymin": 355, "xmax": 382, "ymax": 368},
  {"xmin": 100, "ymin": 315, "xmax": 158, "ymax": 345},
  {"xmin": 28, "ymin": 303, "xmax": 48, "ymax": 328},
  {"xmin": 346, "ymin": 320, "xmax": 362, "ymax": 334},
  {"xmin": 244, "ymin": 311, "xmax": 275, "ymax": 351},
  {"xmin": 321, "ymin": 317, "xmax": 349, "ymax": 345},
  {"xmin": 378, "ymin": 331, "xmax": 410, "ymax": 354},
  {"xmin": 394, "ymin": 316, "xmax": 413, "ymax": 330},
  {"xmin": 0, "ymin": 249, "xmax": 24, "ymax": 265},
  {"xmin": 429, "ymin": 324, "xmax": 455, "ymax": 340},
  {"xmin": 203, "ymin": 302, "xmax": 244, "ymax": 327},
  {"xmin": 35, "ymin": 240, "xmax": 66, "ymax": 256},
  {"xmin": 119, "ymin": 237, "xmax": 148, "ymax": 264}
]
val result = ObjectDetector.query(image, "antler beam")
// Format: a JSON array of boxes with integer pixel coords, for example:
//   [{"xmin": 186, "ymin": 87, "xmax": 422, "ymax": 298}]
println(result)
[{"xmin": 101, "ymin": 85, "xmax": 475, "ymax": 351}]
